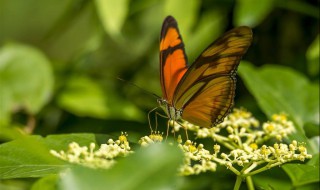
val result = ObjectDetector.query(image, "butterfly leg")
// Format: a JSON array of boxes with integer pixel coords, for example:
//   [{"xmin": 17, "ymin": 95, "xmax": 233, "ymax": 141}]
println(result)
[
  {"xmin": 176, "ymin": 121, "xmax": 189, "ymax": 140},
  {"xmin": 166, "ymin": 120, "xmax": 171, "ymax": 141},
  {"xmin": 154, "ymin": 111, "xmax": 170, "ymax": 140},
  {"xmin": 148, "ymin": 107, "xmax": 159, "ymax": 133},
  {"xmin": 165, "ymin": 119, "xmax": 180, "ymax": 141},
  {"xmin": 169, "ymin": 120, "xmax": 189, "ymax": 140},
  {"xmin": 184, "ymin": 125, "xmax": 189, "ymax": 140}
]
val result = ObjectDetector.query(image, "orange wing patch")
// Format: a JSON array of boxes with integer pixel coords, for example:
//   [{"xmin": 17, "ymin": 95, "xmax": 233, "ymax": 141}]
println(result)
[
  {"xmin": 160, "ymin": 16, "xmax": 188, "ymax": 104},
  {"xmin": 160, "ymin": 28, "xmax": 181, "ymax": 51},
  {"xmin": 162, "ymin": 49, "xmax": 187, "ymax": 104}
]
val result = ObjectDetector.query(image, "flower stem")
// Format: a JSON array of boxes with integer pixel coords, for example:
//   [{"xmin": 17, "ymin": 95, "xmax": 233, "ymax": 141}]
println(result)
[
  {"xmin": 234, "ymin": 175, "xmax": 242, "ymax": 190},
  {"xmin": 246, "ymin": 176, "xmax": 255, "ymax": 190}
]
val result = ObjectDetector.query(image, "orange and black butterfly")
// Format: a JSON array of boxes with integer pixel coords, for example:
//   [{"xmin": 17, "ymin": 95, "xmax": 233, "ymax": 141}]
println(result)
[{"xmin": 158, "ymin": 16, "xmax": 252, "ymax": 128}]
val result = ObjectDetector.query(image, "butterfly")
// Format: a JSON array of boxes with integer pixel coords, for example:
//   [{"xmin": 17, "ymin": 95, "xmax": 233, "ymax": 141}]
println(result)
[{"xmin": 158, "ymin": 16, "xmax": 252, "ymax": 128}]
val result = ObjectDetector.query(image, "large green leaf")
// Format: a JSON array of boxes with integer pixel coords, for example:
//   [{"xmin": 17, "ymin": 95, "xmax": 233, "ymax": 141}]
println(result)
[
  {"xmin": 234, "ymin": 0, "xmax": 275, "ymax": 27},
  {"xmin": 253, "ymin": 175, "xmax": 292, "ymax": 190},
  {"xmin": 239, "ymin": 62, "xmax": 319, "ymax": 153},
  {"xmin": 0, "ymin": 136, "xmax": 63, "ymax": 179},
  {"xmin": 0, "ymin": 43, "xmax": 54, "ymax": 126},
  {"xmin": 239, "ymin": 62, "xmax": 319, "ymax": 131},
  {"xmin": 59, "ymin": 144, "xmax": 183, "ymax": 190},
  {"xmin": 283, "ymin": 154, "xmax": 320, "ymax": 186},
  {"xmin": 0, "ymin": 134, "xmax": 98, "ymax": 179}
]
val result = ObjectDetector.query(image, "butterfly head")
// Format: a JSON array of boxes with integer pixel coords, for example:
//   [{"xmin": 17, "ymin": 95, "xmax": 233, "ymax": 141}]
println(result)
[{"xmin": 157, "ymin": 98, "xmax": 182, "ymax": 121}]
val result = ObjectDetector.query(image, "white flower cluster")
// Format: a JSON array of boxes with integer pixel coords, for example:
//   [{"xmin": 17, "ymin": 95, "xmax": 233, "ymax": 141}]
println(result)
[
  {"xmin": 215, "ymin": 140, "xmax": 312, "ymax": 175},
  {"xmin": 171, "ymin": 109, "xmax": 312, "ymax": 176},
  {"xmin": 193, "ymin": 109, "xmax": 259, "ymax": 140},
  {"xmin": 138, "ymin": 133, "xmax": 217, "ymax": 175},
  {"xmin": 50, "ymin": 133, "xmax": 132, "ymax": 169},
  {"xmin": 177, "ymin": 139, "xmax": 217, "ymax": 175},
  {"xmin": 138, "ymin": 131, "xmax": 164, "ymax": 147},
  {"xmin": 180, "ymin": 109, "xmax": 296, "ymax": 149},
  {"xmin": 262, "ymin": 113, "xmax": 296, "ymax": 141}
]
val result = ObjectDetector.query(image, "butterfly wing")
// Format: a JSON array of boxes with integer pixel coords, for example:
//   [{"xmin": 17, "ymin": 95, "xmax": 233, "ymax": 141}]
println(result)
[
  {"xmin": 173, "ymin": 26, "xmax": 253, "ymax": 127},
  {"xmin": 160, "ymin": 16, "xmax": 188, "ymax": 105}
]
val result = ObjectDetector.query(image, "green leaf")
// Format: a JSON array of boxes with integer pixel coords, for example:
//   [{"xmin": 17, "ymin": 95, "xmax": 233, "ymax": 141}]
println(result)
[
  {"xmin": 0, "ymin": 134, "xmax": 97, "ymax": 179},
  {"xmin": 238, "ymin": 62, "xmax": 319, "ymax": 153},
  {"xmin": 57, "ymin": 76, "xmax": 144, "ymax": 121},
  {"xmin": 283, "ymin": 156, "xmax": 320, "ymax": 186},
  {"xmin": 31, "ymin": 175, "xmax": 59, "ymax": 190},
  {"xmin": 0, "ymin": 125, "xmax": 25, "ymax": 141},
  {"xmin": 95, "ymin": 0, "xmax": 129, "ymax": 38},
  {"xmin": 239, "ymin": 62, "xmax": 319, "ymax": 131},
  {"xmin": 59, "ymin": 144, "xmax": 183, "ymax": 190},
  {"xmin": 0, "ymin": 43, "xmax": 54, "ymax": 125},
  {"xmin": 0, "ymin": 136, "xmax": 64, "ymax": 179},
  {"xmin": 44, "ymin": 133, "xmax": 100, "ymax": 150},
  {"xmin": 234, "ymin": 0, "xmax": 275, "ymax": 27},
  {"xmin": 306, "ymin": 153, "xmax": 319, "ymax": 166},
  {"xmin": 57, "ymin": 76, "xmax": 110, "ymax": 119},
  {"xmin": 306, "ymin": 35, "xmax": 319, "ymax": 76},
  {"xmin": 253, "ymin": 175, "xmax": 292, "ymax": 190},
  {"xmin": 308, "ymin": 136, "xmax": 320, "ymax": 156}
]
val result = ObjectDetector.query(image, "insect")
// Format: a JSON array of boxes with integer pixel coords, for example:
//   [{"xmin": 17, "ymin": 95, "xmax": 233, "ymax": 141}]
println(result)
[{"xmin": 158, "ymin": 16, "xmax": 252, "ymax": 128}]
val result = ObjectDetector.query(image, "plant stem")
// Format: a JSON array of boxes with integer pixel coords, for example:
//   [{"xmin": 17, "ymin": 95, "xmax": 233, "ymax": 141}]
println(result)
[
  {"xmin": 234, "ymin": 175, "xmax": 242, "ymax": 190},
  {"xmin": 246, "ymin": 176, "xmax": 255, "ymax": 190}
]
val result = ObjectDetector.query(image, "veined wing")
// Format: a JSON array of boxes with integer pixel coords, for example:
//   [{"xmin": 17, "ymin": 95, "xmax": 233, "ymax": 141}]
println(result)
[
  {"xmin": 160, "ymin": 16, "xmax": 188, "ymax": 105},
  {"xmin": 174, "ymin": 26, "xmax": 253, "ymax": 127}
]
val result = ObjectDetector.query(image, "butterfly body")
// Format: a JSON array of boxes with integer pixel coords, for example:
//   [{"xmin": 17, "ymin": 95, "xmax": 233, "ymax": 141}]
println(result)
[
  {"xmin": 159, "ymin": 16, "xmax": 252, "ymax": 128},
  {"xmin": 158, "ymin": 98, "xmax": 182, "ymax": 121}
]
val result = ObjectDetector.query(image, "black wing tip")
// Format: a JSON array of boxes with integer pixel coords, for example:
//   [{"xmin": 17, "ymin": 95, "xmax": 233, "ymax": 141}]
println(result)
[
  {"xmin": 162, "ymin": 15, "xmax": 178, "ymax": 28},
  {"xmin": 164, "ymin": 15, "xmax": 176, "ymax": 22},
  {"xmin": 161, "ymin": 15, "xmax": 179, "ymax": 39}
]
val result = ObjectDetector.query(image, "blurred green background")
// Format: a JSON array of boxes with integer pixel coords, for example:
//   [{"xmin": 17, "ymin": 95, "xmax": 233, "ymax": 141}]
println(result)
[
  {"xmin": 0, "ymin": 0, "xmax": 319, "ymax": 189},
  {"xmin": 0, "ymin": 0, "xmax": 318, "ymax": 137}
]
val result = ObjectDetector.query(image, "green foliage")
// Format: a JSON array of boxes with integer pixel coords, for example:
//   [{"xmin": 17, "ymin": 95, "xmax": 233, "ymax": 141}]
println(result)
[
  {"xmin": 239, "ymin": 62, "xmax": 319, "ymax": 153},
  {"xmin": 234, "ymin": 0, "xmax": 275, "ymax": 27},
  {"xmin": 239, "ymin": 62, "xmax": 319, "ymax": 129},
  {"xmin": 253, "ymin": 174, "xmax": 292, "ymax": 190},
  {"xmin": 57, "ymin": 76, "xmax": 143, "ymax": 120},
  {"xmin": 283, "ymin": 163, "xmax": 319, "ymax": 186},
  {"xmin": 0, "ymin": 43, "xmax": 53, "ymax": 126},
  {"xmin": 31, "ymin": 175, "xmax": 59, "ymax": 190},
  {"xmin": 0, "ymin": 136, "xmax": 63, "ymax": 179},
  {"xmin": 306, "ymin": 35, "xmax": 320, "ymax": 77},
  {"xmin": 0, "ymin": 0, "xmax": 318, "ymax": 189},
  {"xmin": 282, "ymin": 154, "xmax": 319, "ymax": 187},
  {"xmin": 59, "ymin": 144, "xmax": 183, "ymax": 190},
  {"xmin": 0, "ymin": 133, "xmax": 125, "ymax": 179}
]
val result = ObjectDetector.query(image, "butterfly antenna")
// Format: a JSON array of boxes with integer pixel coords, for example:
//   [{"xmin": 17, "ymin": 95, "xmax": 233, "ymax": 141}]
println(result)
[{"xmin": 117, "ymin": 77, "xmax": 161, "ymax": 99}]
